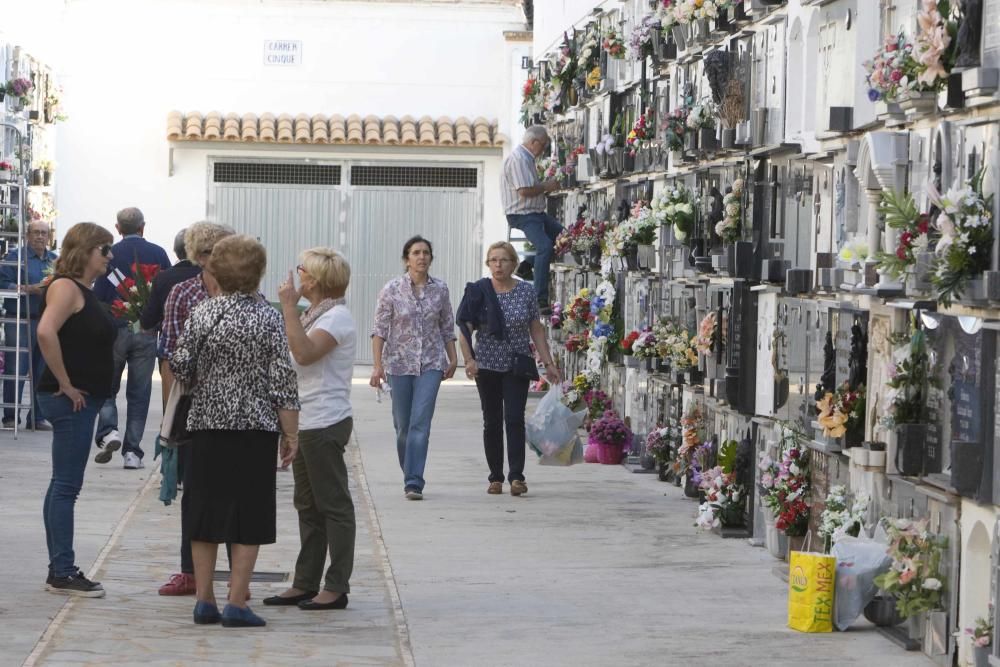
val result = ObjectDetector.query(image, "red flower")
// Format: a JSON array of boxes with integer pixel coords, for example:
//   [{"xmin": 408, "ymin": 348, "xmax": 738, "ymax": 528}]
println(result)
[
  {"xmin": 896, "ymin": 246, "xmax": 908, "ymax": 260},
  {"xmin": 917, "ymin": 215, "xmax": 930, "ymax": 234},
  {"xmin": 111, "ymin": 299, "xmax": 129, "ymax": 318},
  {"xmin": 139, "ymin": 263, "xmax": 160, "ymax": 283}
]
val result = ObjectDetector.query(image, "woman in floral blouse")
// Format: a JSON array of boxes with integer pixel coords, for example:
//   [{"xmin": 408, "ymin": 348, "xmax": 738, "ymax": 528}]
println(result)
[
  {"xmin": 370, "ymin": 236, "xmax": 457, "ymax": 500},
  {"xmin": 170, "ymin": 235, "xmax": 300, "ymax": 629}
]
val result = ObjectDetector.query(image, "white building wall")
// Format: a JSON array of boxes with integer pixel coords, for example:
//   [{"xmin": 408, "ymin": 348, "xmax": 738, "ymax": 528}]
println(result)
[
  {"xmin": 531, "ymin": 0, "xmax": 604, "ymax": 54},
  {"xmin": 9, "ymin": 0, "xmax": 523, "ymax": 258}
]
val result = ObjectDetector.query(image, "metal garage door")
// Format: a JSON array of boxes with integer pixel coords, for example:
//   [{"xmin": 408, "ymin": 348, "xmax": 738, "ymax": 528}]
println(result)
[{"xmin": 210, "ymin": 158, "xmax": 483, "ymax": 363}]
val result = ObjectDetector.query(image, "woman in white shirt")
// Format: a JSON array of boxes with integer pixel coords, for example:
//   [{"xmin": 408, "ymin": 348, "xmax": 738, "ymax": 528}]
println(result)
[{"xmin": 266, "ymin": 248, "xmax": 356, "ymax": 611}]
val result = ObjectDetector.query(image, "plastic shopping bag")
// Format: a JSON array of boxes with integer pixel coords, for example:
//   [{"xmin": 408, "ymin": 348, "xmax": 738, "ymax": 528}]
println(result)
[
  {"xmin": 787, "ymin": 548, "xmax": 836, "ymax": 632},
  {"xmin": 831, "ymin": 536, "xmax": 892, "ymax": 631},
  {"xmin": 526, "ymin": 387, "xmax": 585, "ymax": 465}
]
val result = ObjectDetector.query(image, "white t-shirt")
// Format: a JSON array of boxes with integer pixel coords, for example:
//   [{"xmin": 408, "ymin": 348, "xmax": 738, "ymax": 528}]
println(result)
[{"xmin": 293, "ymin": 305, "xmax": 356, "ymax": 430}]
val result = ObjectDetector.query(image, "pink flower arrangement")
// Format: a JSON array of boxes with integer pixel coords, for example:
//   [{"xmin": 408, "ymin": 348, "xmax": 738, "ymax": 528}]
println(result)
[{"xmin": 589, "ymin": 410, "xmax": 630, "ymax": 447}]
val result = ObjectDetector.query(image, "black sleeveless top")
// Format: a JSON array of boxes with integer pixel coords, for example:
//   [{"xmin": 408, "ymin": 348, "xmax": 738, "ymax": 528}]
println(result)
[{"xmin": 38, "ymin": 277, "xmax": 116, "ymax": 398}]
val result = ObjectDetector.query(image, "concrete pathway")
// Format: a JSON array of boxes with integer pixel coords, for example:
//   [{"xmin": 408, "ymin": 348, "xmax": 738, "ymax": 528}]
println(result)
[{"xmin": 2, "ymin": 374, "xmax": 933, "ymax": 667}]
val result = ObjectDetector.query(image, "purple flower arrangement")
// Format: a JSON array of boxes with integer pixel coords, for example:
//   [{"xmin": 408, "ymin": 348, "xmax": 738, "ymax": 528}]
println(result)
[
  {"xmin": 5, "ymin": 77, "xmax": 33, "ymax": 100},
  {"xmin": 589, "ymin": 410, "xmax": 630, "ymax": 447}
]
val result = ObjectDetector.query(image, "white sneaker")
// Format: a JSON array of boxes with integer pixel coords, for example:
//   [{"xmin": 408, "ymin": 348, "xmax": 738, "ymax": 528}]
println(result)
[
  {"xmin": 123, "ymin": 452, "xmax": 144, "ymax": 469},
  {"xmin": 94, "ymin": 430, "xmax": 122, "ymax": 464}
]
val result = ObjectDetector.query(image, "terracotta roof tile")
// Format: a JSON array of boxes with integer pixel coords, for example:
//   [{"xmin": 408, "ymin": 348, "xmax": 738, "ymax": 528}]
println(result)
[{"xmin": 169, "ymin": 111, "xmax": 504, "ymax": 148}]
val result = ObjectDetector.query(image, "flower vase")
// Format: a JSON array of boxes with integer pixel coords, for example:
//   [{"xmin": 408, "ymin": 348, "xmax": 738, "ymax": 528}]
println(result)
[
  {"xmin": 588, "ymin": 245, "xmax": 602, "ymax": 270},
  {"xmin": 844, "ymin": 420, "xmax": 864, "ymax": 449},
  {"xmin": 683, "ymin": 472, "xmax": 700, "ymax": 498},
  {"xmin": 675, "ymin": 371, "xmax": 686, "ymax": 385},
  {"xmin": 595, "ymin": 442, "xmax": 624, "ymax": 465},
  {"xmin": 623, "ymin": 151, "xmax": 635, "ymax": 174},
  {"xmin": 974, "ymin": 645, "xmax": 991, "ymax": 667},
  {"xmin": 895, "ymin": 424, "xmax": 926, "ymax": 476},
  {"xmin": 698, "ymin": 127, "xmax": 718, "ymax": 152},
  {"xmin": 907, "ymin": 612, "xmax": 926, "ymax": 641},
  {"xmin": 950, "ymin": 440, "xmax": 984, "ymax": 497},
  {"xmin": 624, "ymin": 354, "xmax": 640, "ymax": 368},
  {"xmin": 693, "ymin": 19, "xmax": 710, "ymax": 45},
  {"xmin": 733, "ymin": 1, "xmax": 750, "ymax": 23},
  {"xmin": 583, "ymin": 442, "xmax": 600, "ymax": 463},
  {"xmin": 684, "ymin": 131, "xmax": 697, "ymax": 153},
  {"xmin": 719, "ymin": 502, "xmax": 744, "ymax": 528},
  {"xmin": 863, "ymin": 595, "xmax": 904, "ymax": 627},
  {"xmin": 30, "ymin": 169, "xmax": 43, "ymax": 187},
  {"xmin": 672, "ymin": 24, "xmax": 688, "ymax": 52},
  {"xmin": 721, "ymin": 127, "xmax": 736, "ymax": 150},
  {"xmin": 0, "ymin": 169, "xmax": 10, "ymax": 182},
  {"xmin": 899, "ymin": 90, "xmax": 937, "ymax": 118},
  {"xmin": 571, "ymin": 251, "xmax": 586, "ymax": 266},
  {"xmin": 644, "ymin": 356, "xmax": 656, "ymax": 372},
  {"xmin": 637, "ymin": 243, "xmax": 655, "ymax": 269},
  {"xmin": 42, "ymin": 170, "xmax": 51, "ymax": 186},
  {"xmin": 624, "ymin": 245, "xmax": 640, "ymax": 271},
  {"xmin": 657, "ymin": 460, "xmax": 671, "ymax": 482},
  {"xmin": 686, "ymin": 368, "xmax": 703, "ymax": 385}
]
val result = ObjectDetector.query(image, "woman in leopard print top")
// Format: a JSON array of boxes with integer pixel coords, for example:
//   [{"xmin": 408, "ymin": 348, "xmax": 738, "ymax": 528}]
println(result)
[{"xmin": 170, "ymin": 235, "xmax": 300, "ymax": 629}]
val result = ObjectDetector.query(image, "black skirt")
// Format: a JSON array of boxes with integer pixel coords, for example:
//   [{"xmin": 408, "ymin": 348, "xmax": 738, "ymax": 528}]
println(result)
[{"xmin": 186, "ymin": 429, "xmax": 278, "ymax": 545}]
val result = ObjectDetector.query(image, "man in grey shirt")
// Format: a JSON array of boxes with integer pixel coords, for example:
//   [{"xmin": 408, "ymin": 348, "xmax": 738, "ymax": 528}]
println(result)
[{"xmin": 500, "ymin": 125, "xmax": 561, "ymax": 314}]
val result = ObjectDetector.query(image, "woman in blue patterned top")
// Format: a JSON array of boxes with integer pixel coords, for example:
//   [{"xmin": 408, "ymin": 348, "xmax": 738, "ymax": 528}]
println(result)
[{"xmin": 457, "ymin": 241, "xmax": 560, "ymax": 496}]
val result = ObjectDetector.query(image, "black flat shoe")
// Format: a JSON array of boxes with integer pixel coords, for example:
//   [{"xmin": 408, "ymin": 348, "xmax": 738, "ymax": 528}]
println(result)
[
  {"xmin": 298, "ymin": 593, "xmax": 348, "ymax": 610},
  {"xmin": 262, "ymin": 591, "xmax": 317, "ymax": 606}
]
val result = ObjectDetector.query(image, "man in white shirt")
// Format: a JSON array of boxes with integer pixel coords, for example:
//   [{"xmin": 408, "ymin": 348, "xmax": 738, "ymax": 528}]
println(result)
[{"xmin": 500, "ymin": 125, "xmax": 561, "ymax": 314}]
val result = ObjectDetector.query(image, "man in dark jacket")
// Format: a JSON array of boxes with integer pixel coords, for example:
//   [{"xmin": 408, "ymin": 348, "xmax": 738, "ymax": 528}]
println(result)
[
  {"xmin": 139, "ymin": 228, "xmax": 200, "ymax": 408},
  {"xmin": 93, "ymin": 207, "xmax": 172, "ymax": 469}
]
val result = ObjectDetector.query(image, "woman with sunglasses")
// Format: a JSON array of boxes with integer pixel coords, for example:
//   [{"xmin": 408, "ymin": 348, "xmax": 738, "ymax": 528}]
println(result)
[
  {"xmin": 370, "ymin": 236, "xmax": 457, "ymax": 500},
  {"xmin": 35, "ymin": 223, "xmax": 117, "ymax": 597}
]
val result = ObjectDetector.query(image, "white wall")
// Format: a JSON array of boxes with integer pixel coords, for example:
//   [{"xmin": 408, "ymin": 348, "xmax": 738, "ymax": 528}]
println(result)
[
  {"xmin": 532, "ymin": 0, "xmax": 605, "ymax": 55},
  {"xmin": 20, "ymin": 0, "xmax": 523, "ymax": 257}
]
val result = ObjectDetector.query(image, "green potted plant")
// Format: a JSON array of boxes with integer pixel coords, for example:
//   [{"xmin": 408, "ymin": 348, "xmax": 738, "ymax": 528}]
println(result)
[{"xmin": 873, "ymin": 518, "xmax": 947, "ymax": 642}]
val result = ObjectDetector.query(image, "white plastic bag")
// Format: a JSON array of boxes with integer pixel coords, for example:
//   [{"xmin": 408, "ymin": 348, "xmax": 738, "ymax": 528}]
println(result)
[
  {"xmin": 526, "ymin": 387, "xmax": 585, "ymax": 465},
  {"xmin": 831, "ymin": 535, "xmax": 892, "ymax": 631}
]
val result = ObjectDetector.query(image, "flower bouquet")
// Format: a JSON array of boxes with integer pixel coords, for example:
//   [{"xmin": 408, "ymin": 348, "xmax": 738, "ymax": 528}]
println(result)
[
  {"xmin": 694, "ymin": 311, "xmax": 721, "ymax": 356},
  {"xmin": 620, "ymin": 330, "xmax": 640, "ymax": 356},
  {"xmin": 519, "ymin": 77, "xmax": 543, "ymax": 127},
  {"xmin": 673, "ymin": 403, "xmax": 704, "ymax": 477},
  {"xmin": 559, "ymin": 381, "xmax": 584, "ymax": 410},
  {"xmin": 603, "ymin": 28, "xmax": 626, "ymax": 59},
  {"xmin": 536, "ymin": 156, "xmax": 565, "ymax": 184},
  {"xmin": 816, "ymin": 382, "xmax": 866, "ymax": 445},
  {"xmin": 653, "ymin": 317, "xmax": 698, "ymax": 370},
  {"xmin": 0, "ymin": 161, "xmax": 13, "ymax": 181},
  {"xmin": 645, "ymin": 425, "xmax": 674, "ymax": 465},
  {"xmin": 631, "ymin": 328, "xmax": 658, "ymax": 359},
  {"xmin": 111, "ymin": 262, "xmax": 162, "ymax": 326},
  {"xmin": 4, "ymin": 77, "xmax": 33, "ymax": 108},
  {"xmin": 760, "ymin": 444, "xmax": 810, "ymax": 537},
  {"xmin": 818, "ymin": 484, "xmax": 869, "ymax": 551},
  {"xmin": 694, "ymin": 439, "xmax": 745, "ymax": 530},
  {"xmin": 929, "ymin": 170, "xmax": 994, "ymax": 305},
  {"xmin": 879, "ymin": 326, "xmax": 932, "ymax": 431},
  {"xmin": 564, "ymin": 329, "xmax": 590, "ymax": 353},
  {"xmin": 588, "ymin": 409, "xmax": 630, "ymax": 464},
  {"xmin": 628, "ymin": 14, "xmax": 660, "ymax": 61},
  {"xmin": 714, "ymin": 179, "xmax": 744, "ymax": 243},
  {"xmin": 660, "ymin": 105, "xmax": 689, "ymax": 152},
  {"xmin": 686, "ymin": 101, "xmax": 716, "ymax": 130},
  {"xmin": 966, "ymin": 616, "xmax": 992, "ymax": 656},
  {"xmin": 564, "ymin": 288, "xmax": 593, "ymax": 331},
  {"xmin": 557, "ymin": 216, "xmax": 607, "ymax": 261},
  {"xmin": 874, "ymin": 188, "xmax": 933, "ymax": 281},
  {"xmin": 626, "ymin": 114, "xmax": 650, "ymax": 157},
  {"xmin": 651, "ymin": 186, "xmax": 697, "ymax": 242},
  {"xmin": 873, "ymin": 518, "xmax": 947, "ymax": 619}
]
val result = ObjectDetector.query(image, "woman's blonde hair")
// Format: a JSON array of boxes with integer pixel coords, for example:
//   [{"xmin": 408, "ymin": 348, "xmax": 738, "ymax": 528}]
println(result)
[
  {"xmin": 184, "ymin": 222, "xmax": 235, "ymax": 266},
  {"xmin": 208, "ymin": 235, "xmax": 266, "ymax": 294},
  {"xmin": 484, "ymin": 241, "xmax": 518, "ymax": 266},
  {"xmin": 300, "ymin": 247, "xmax": 350, "ymax": 298},
  {"xmin": 54, "ymin": 223, "xmax": 113, "ymax": 278}
]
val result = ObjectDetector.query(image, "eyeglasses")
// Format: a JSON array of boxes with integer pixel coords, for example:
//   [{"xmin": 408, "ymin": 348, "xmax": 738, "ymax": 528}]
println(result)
[
  {"xmin": 28, "ymin": 230, "xmax": 49, "ymax": 236},
  {"xmin": 99, "ymin": 244, "xmax": 113, "ymax": 257},
  {"xmin": 296, "ymin": 264, "xmax": 306, "ymax": 274},
  {"xmin": 487, "ymin": 258, "xmax": 514, "ymax": 265}
]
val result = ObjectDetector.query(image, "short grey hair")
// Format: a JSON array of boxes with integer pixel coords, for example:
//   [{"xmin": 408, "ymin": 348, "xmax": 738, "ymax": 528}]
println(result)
[
  {"xmin": 522, "ymin": 125, "xmax": 549, "ymax": 145},
  {"xmin": 184, "ymin": 221, "xmax": 236, "ymax": 267},
  {"xmin": 116, "ymin": 207, "xmax": 145, "ymax": 235},
  {"xmin": 173, "ymin": 229, "xmax": 188, "ymax": 260}
]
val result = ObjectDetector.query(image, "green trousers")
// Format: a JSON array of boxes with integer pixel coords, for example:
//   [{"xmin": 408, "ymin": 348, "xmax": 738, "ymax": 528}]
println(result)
[{"xmin": 292, "ymin": 418, "xmax": 355, "ymax": 593}]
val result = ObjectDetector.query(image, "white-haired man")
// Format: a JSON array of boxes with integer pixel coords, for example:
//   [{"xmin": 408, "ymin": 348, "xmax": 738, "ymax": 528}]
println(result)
[{"xmin": 500, "ymin": 125, "xmax": 562, "ymax": 314}]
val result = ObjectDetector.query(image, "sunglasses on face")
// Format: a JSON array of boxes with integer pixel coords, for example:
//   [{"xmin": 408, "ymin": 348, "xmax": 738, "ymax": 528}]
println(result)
[{"xmin": 99, "ymin": 244, "xmax": 112, "ymax": 257}]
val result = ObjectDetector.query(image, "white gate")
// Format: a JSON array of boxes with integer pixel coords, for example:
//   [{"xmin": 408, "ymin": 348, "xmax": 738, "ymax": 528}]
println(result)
[{"xmin": 210, "ymin": 158, "xmax": 483, "ymax": 363}]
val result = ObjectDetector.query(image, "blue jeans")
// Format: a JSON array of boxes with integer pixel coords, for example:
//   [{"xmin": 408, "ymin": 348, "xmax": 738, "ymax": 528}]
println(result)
[
  {"xmin": 96, "ymin": 328, "xmax": 157, "ymax": 459},
  {"xmin": 38, "ymin": 392, "xmax": 102, "ymax": 578},
  {"xmin": 3, "ymin": 319, "xmax": 46, "ymax": 424},
  {"xmin": 506, "ymin": 212, "xmax": 563, "ymax": 303},
  {"xmin": 387, "ymin": 370, "xmax": 443, "ymax": 492}
]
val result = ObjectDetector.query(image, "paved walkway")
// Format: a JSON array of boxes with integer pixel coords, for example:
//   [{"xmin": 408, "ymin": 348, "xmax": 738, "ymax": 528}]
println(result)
[{"xmin": 2, "ymin": 373, "xmax": 932, "ymax": 666}]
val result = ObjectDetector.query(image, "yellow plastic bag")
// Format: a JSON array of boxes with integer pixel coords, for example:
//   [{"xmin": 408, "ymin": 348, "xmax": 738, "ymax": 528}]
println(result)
[{"xmin": 787, "ymin": 549, "xmax": 836, "ymax": 632}]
